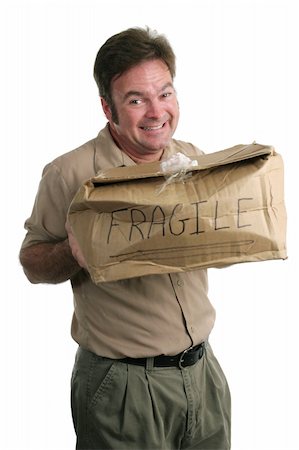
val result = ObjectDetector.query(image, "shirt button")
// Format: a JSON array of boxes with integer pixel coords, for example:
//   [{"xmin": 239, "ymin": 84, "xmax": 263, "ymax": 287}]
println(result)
[{"xmin": 177, "ymin": 279, "xmax": 184, "ymax": 287}]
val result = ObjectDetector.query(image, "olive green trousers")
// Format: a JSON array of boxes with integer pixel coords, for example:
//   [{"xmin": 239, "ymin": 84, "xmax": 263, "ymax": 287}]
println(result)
[{"xmin": 71, "ymin": 343, "xmax": 231, "ymax": 450}]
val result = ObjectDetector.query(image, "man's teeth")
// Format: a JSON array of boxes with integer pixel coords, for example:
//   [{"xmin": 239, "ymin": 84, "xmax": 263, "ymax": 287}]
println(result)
[{"xmin": 142, "ymin": 124, "xmax": 164, "ymax": 131}]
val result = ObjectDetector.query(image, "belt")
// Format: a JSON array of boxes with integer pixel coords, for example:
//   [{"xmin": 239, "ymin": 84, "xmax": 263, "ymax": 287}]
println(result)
[{"xmin": 119, "ymin": 342, "xmax": 205, "ymax": 369}]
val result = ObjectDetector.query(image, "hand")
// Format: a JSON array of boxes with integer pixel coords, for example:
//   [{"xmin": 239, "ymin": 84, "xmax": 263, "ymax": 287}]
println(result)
[{"xmin": 65, "ymin": 220, "xmax": 88, "ymax": 270}]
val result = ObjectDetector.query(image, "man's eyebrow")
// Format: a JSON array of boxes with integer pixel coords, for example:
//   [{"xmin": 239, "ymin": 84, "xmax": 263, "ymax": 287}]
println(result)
[
  {"xmin": 123, "ymin": 90, "xmax": 143, "ymax": 101},
  {"xmin": 122, "ymin": 83, "xmax": 175, "ymax": 101},
  {"xmin": 161, "ymin": 82, "xmax": 174, "ymax": 91}
]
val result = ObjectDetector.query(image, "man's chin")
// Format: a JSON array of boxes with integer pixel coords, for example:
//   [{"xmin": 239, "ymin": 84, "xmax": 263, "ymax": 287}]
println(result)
[{"xmin": 140, "ymin": 137, "xmax": 172, "ymax": 153}]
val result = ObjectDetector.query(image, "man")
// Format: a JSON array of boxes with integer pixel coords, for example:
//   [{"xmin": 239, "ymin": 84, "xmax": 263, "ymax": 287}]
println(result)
[{"xmin": 20, "ymin": 27, "xmax": 231, "ymax": 450}]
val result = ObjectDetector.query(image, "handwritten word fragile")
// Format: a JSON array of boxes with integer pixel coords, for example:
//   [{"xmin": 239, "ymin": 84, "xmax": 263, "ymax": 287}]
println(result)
[{"xmin": 106, "ymin": 197, "xmax": 253, "ymax": 244}]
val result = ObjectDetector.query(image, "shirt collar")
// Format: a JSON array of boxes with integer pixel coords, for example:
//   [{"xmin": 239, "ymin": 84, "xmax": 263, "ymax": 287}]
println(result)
[{"xmin": 94, "ymin": 123, "xmax": 178, "ymax": 173}]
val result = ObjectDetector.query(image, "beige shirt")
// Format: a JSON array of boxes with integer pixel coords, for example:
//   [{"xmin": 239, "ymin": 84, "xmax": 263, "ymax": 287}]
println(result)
[{"xmin": 22, "ymin": 124, "xmax": 216, "ymax": 358}]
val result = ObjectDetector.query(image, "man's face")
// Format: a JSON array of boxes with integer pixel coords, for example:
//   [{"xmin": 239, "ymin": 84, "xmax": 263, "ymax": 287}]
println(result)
[{"xmin": 101, "ymin": 59, "xmax": 180, "ymax": 163}]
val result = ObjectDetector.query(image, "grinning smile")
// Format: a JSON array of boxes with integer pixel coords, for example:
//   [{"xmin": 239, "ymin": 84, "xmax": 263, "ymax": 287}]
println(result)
[{"xmin": 140, "ymin": 123, "xmax": 165, "ymax": 131}]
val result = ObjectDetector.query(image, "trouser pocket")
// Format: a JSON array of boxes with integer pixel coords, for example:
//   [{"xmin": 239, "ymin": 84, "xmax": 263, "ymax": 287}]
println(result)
[{"xmin": 71, "ymin": 347, "xmax": 120, "ymax": 449}]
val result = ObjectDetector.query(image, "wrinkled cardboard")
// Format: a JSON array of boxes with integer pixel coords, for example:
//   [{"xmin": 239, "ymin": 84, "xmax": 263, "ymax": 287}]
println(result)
[{"xmin": 68, "ymin": 143, "xmax": 287, "ymax": 283}]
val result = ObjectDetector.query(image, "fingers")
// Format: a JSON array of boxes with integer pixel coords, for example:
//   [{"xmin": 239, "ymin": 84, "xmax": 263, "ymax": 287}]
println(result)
[{"xmin": 65, "ymin": 220, "xmax": 88, "ymax": 269}]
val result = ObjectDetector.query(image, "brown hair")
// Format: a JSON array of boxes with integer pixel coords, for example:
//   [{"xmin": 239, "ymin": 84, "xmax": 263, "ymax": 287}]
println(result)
[{"xmin": 93, "ymin": 27, "xmax": 176, "ymax": 110}]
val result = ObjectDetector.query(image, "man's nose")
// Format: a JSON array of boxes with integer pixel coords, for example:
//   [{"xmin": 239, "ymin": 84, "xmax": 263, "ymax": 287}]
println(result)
[{"xmin": 145, "ymin": 99, "xmax": 164, "ymax": 119}]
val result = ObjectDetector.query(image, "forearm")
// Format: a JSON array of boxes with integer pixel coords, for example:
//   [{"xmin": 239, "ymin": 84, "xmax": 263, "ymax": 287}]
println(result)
[{"xmin": 19, "ymin": 239, "xmax": 82, "ymax": 284}]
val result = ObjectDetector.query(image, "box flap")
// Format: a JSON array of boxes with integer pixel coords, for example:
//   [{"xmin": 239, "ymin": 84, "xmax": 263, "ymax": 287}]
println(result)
[{"xmin": 92, "ymin": 142, "xmax": 274, "ymax": 185}]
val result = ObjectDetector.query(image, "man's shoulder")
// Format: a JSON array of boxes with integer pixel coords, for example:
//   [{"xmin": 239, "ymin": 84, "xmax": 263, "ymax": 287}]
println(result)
[
  {"xmin": 47, "ymin": 125, "xmax": 119, "ymax": 176},
  {"xmin": 50, "ymin": 136, "xmax": 97, "ymax": 169},
  {"xmin": 38, "ymin": 135, "xmax": 100, "ymax": 194}
]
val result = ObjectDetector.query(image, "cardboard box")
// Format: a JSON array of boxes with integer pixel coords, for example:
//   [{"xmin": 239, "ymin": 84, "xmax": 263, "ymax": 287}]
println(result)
[{"xmin": 68, "ymin": 143, "xmax": 287, "ymax": 283}]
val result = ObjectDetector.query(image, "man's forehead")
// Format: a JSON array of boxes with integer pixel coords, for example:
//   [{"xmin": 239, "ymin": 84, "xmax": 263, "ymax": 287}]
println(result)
[{"xmin": 111, "ymin": 60, "xmax": 173, "ymax": 95}]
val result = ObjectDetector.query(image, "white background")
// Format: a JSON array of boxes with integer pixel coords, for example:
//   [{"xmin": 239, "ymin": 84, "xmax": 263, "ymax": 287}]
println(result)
[{"xmin": 1, "ymin": 0, "xmax": 298, "ymax": 449}]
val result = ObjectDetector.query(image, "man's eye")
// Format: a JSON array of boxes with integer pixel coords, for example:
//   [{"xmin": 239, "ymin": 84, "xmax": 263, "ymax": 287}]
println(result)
[
  {"xmin": 162, "ymin": 92, "xmax": 172, "ymax": 98},
  {"xmin": 130, "ymin": 99, "xmax": 141, "ymax": 105}
]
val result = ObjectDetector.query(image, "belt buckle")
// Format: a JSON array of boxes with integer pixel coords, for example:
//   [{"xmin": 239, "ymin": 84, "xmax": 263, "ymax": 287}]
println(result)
[{"xmin": 178, "ymin": 346, "xmax": 193, "ymax": 369}]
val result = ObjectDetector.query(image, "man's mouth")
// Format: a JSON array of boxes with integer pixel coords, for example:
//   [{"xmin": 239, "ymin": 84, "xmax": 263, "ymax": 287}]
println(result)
[{"xmin": 140, "ymin": 123, "xmax": 165, "ymax": 131}]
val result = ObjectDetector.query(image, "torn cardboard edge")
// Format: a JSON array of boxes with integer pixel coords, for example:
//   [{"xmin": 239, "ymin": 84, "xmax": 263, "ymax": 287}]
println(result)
[{"xmin": 91, "ymin": 142, "xmax": 274, "ymax": 185}]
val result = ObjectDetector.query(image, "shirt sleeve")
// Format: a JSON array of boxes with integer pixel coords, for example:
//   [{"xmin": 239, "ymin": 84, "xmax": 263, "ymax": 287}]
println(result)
[{"xmin": 21, "ymin": 162, "xmax": 74, "ymax": 249}]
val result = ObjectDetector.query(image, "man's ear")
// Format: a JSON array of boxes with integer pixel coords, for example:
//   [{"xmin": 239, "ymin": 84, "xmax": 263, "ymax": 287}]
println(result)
[{"xmin": 101, "ymin": 97, "xmax": 112, "ymax": 121}]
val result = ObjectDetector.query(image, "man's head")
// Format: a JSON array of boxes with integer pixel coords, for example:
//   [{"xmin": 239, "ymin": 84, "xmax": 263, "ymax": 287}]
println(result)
[
  {"xmin": 94, "ymin": 27, "xmax": 179, "ymax": 163},
  {"xmin": 94, "ymin": 27, "xmax": 176, "ymax": 122}
]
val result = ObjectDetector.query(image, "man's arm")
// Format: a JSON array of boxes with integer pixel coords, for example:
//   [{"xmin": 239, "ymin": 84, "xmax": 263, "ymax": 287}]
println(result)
[{"xmin": 19, "ymin": 239, "xmax": 82, "ymax": 284}]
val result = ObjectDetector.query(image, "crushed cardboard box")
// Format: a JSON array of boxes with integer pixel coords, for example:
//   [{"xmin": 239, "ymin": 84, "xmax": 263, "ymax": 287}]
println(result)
[{"xmin": 68, "ymin": 143, "xmax": 287, "ymax": 283}]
